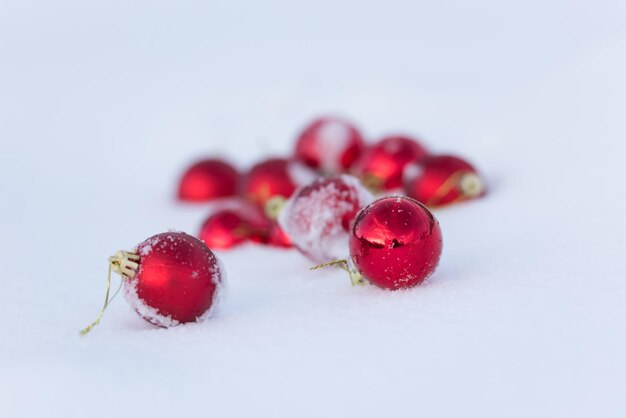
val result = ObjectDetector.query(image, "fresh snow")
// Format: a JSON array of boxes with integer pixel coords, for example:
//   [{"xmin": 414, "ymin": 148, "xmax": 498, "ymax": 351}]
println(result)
[{"xmin": 1, "ymin": 1, "xmax": 625, "ymax": 417}]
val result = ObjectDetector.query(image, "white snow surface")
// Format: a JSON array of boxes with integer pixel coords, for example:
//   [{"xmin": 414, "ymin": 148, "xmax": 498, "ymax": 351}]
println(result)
[{"xmin": 1, "ymin": 1, "xmax": 626, "ymax": 417}]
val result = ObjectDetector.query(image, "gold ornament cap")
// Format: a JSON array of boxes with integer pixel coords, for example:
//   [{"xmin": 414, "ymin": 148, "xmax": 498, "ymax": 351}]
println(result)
[
  {"xmin": 459, "ymin": 172, "xmax": 484, "ymax": 198},
  {"xmin": 109, "ymin": 251, "xmax": 140, "ymax": 279}
]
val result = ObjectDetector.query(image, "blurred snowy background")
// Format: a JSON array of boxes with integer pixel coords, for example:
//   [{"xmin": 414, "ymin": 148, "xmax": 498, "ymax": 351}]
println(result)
[{"xmin": 1, "ymin": 1, "xmax": 625, "ymax": 417}]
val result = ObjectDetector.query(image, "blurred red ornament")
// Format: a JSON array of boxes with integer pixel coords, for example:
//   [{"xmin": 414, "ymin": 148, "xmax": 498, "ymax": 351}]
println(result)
[
  {"xmin": 264, "ymin": 222, "xmax": 293, "ymax": 248},
  {"xmin": 200, "ymin": 211, "xmax": 247, "ymax": 249},
  {"xmin": 198, "ymin": 199, "xmax": 292, "ymax": 249},
  {"xmin": 294, "ymin": 117, "xmax": 365, "ymax": 173},
  {"xmin": 243, "ymin": 158, "xmax": 316, "ymax": 209},
  {"xmin": 349, "ymin": 196, "xmax": 442, "ymax": 290},
  {"xmin": 279, "ymin": 175, "xmax": 372, "ymax": 262},
  {"xmin": 353, "ymin": 135, "xmax": 428, "ymax": 191},
  {"xmin": 404, "ymin": 155, "xmax": 485, "ymax": 207},
  {"xmin": 178, "ymin": 159, "xmax": 239, "ymax": 202},
  {"xmin": 199, "ymin": 202, "xmax": 271, "ymax": 250}
]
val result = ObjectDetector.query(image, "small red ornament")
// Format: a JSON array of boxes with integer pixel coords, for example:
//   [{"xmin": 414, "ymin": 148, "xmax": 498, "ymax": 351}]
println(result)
[
  {"xmin": 279, "ymin": 175, "xmax": 372, "ymax": 263},
  {"xmin": 353, "ymin": 135, "xmax": 428, "ymax": 191},
  {"xmin": 199, "ymin": 200, "xmax": 271, "ymax": 250},
  {"xmin": 349, "ymin": 196, "xmax": 442, "ymax": 290},
  {"xmin": 404, "ymin": 154, "xmax": 485, "ymax": 207},
  {"xmin": 126, "ymin": 232, "xmax": 224, "ymax": 326},
  {"xmin": 243, "ymin": 157, "xmax": 316, "ymax": 209},
  {"xmin": 294, "ymin": 117, "xmax": 365, "ymax": 173},
  {"xmin": 80, "ymin": 232, "xmax": 224, "ymax": 334},
  {"xmin": 178, "ymin": 159, "xmax": 239, "ymax": 202}
]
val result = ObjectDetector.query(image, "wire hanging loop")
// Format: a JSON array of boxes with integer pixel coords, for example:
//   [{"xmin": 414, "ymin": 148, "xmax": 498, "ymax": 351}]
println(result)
[
  {"xmin": 109, "ymin": 251, "xmax": 140, "ymax": 279},
  {"xmin": 79, "ymin": 251, "xmax": 140, "ymax": 336},
  {"xmin": 310, "ymin": 259, "xmax": 366, "ymax": 287}
]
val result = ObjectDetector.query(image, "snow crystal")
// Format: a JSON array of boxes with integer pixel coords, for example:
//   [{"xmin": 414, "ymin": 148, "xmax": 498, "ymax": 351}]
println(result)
[
  {"xmin": 139, "ymin": 244, "xmax": 153, "ymax": 256},
  {"xmin": 138, "ymin": 235, "xmax": 162, "ymax": 256}
]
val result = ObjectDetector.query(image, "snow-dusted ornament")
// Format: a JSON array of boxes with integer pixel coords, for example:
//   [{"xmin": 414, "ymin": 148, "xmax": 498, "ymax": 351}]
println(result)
[
  {"xmin": 80, "ymin": 232, "xmax": 224, "ymax": 335},
  {"xmin": 278, "ymin": 174, "xmax": 373, "ymax": 264}
]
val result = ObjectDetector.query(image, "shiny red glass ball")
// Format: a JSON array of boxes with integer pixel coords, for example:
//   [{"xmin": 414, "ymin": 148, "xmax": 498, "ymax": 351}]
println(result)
[
  {"xmin": 353, "ymin": 135, "xmax": 428, "ymax": 191},
  {"xmin": 294, "ymin": 117, "xmax": 365, "ymax": 173},
  {"xmin": 243, "ymin": 158, "xmax": 315, "ymax": 208},
  {"xmin": 279, "ymin": 174, "xmax": 372, "ymax": 262},
  {"xmin": 349, "ymin": 196, "xmax": 442, "ymax": 290},
  {"xmin": 124, "ymin": 232, "xmax": 224, "ymax": 327},
  {"xmin": 404, "ymin": 154, "xmax": 485, "ymax": 208},
  {"xmin": 177, "ymin": 159, "xmax": 239, "ymax": 202}
]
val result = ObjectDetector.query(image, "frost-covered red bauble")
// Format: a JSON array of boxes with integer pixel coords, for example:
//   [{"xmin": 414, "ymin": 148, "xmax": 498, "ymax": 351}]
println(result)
[
  {"xmin": 404, "ymin": 154, "xmax": 485, "ymax": 207},
  {"xmin": 124, "ymin": 232, "xmax": 224, "ymax": 327},
  {"xmin": 353, "ymin": 135, "xmax": 428, "ymax": 192},
  {"xmin": 199, "ymin": 200, "xmax": 271, "ymax": 250},
  {"xmin": 349, "ymin": 196, "xmax": 442, "ymax": 290},
  {"xmin": 243, "ymin": 158, "xmax": 316, "ymax": 209},
  {"xmin": 178, "ymin": 159, "xmax": 239, "ymax": 202},
  {"xmin": 279, "ymin": 175, "xmax": 373, "ymax": 263},
  {"xmin": 294, "ymin": 117, "xmax": 365, "ymax": 174}
]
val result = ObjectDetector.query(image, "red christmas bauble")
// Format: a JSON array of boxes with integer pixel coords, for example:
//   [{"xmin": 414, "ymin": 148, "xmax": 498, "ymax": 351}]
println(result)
[
  {"xmin": 404, "ymin": 154, "xmax": 485, "ymax": 207},
  {"xmin": 353, "ymin": 135, "xmax": 428, "ymax": 191},
  {"xmin": 349, "ymin": 196, "xmax": 442, "ymax": 290},
  {"xmin": 279, "ymin": 174, "xmax": 373, "ymax": 263},
  {"xmin": 199, "ymin": 200, "xmax": 271, "ymax": 250},
  {"xmin": 294, "ymin": 117, "xmax": 365, "ymax": 173},
  {"xmin": 124, "ymin": 232, "xmax": 224, "ymax": 327},
  {"xmin": 243, "ymin": 158, "xmax": 316, "ymax": 209},
  {"xmin": 178, "ymin": 159, "xmax": 239, "ymax": 202}
]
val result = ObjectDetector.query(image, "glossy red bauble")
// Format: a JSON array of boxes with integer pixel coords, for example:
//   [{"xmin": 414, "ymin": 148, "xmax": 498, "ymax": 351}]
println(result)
[
  {"xmin": 243, "ymin": 158, "xmax": 316, "ymax": 209},
  {"xmin": 124, "ymin": 232, "xmax": 224, "ymax": 327},
  {"xmin": 177, "ymin": 159, "xmax": 239, "ymax": 202},
  {"xmin": 404, "ymin": 154, "xmax": 485, "ymax": 207},
  {"xmin": 279, "ymin": 175, "xmax": 372, "ymax": 263},
  {"xmin": 349, "ymin": 196, "xmax": 442, "ymax": 290},
  {"xmin": 294, "ymin": 117, "xmax": 365, "ymax": 174},
  {"xmin": 353, "ymin": 135, "xmax": 428, "ymax": 191}
]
